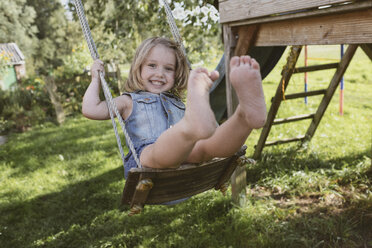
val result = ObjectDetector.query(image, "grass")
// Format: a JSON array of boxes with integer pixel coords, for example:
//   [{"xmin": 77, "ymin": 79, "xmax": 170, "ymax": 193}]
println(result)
[{"xmin": 0, "ymin": 46, "xmax": 371, "ymax": 247}]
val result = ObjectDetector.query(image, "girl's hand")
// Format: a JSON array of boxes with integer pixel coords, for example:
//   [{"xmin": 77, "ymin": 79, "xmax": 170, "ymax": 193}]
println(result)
[{"xmin": 91, "ymin": 59, "xmax": 105, "ymax": 80}]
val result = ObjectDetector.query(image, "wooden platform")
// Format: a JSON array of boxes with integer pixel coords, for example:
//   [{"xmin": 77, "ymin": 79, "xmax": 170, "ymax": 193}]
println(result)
[
  {"xmin": 220, "ymin": 1, "xmax": 372, "ymax": 48},
  {"xmin": 219, "ymin": 0, "xmax": 372, "ymax": 200}
]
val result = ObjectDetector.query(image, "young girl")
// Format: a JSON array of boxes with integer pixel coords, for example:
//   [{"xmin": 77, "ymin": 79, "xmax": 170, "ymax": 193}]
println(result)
[{"xmin": 82, "ymin": 37, "xmax": 267, "ymax": 178}]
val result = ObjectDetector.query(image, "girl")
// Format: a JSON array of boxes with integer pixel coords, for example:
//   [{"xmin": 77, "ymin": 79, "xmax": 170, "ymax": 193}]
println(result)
[{"xmin": 82, "ymin": 37, "xmax": 267, "ymax": 178}]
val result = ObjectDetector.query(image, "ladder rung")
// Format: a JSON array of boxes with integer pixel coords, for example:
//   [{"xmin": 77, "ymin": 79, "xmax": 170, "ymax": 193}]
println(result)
[
  {"xmin": 273, "ymin": 113, "xmax": 315, "ymax": 125},
  {"xmin": 285, "ymin": 89, "xmax": 327, "ymax": 100},
  {"xmin": 265, "ymin": 135, "xmax": 306, "ymax": 147},
  {"xmin": 271, "ymin": 89, "xmax": 327, "ymax": 102},
  {"xmin": 294, "ymin": 63, "xmax": 339, "ymax": 73}
]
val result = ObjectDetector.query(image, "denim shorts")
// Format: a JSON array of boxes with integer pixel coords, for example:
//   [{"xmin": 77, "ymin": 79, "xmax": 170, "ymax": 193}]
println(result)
[{"xmin": 124, "ymin": 142, "xmax": 154, "ymax": 179}]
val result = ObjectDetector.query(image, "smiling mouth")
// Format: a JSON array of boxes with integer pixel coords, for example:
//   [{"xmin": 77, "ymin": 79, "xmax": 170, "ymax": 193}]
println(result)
[{"xmin": 150, "ymin": 80, "xmax": 165, "ymax": 86}]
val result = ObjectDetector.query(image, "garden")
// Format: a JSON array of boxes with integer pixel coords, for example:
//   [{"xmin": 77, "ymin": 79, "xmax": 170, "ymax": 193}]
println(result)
[{"xmin": 0, "ymin": 1, "xmax": 371, "ymax": 247}]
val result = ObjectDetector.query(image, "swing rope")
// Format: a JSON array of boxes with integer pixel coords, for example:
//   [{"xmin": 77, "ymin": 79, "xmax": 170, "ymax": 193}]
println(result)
[
  {"xmin": 160, "ymin": 0, "xmax": 191, "ymax": 69},
  {"xmin": 74, "ymin": 0, "xmax": 142, "ymax": 169}
]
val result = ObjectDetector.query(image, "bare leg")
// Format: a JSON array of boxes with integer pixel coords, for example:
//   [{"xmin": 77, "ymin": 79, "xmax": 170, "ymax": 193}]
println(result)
[
  {"xmin": 140, "ymin": 68, "xmax": 219, "ymax": 168},
  {"xmin": 187, "ymin": 56, "xmax": 267, "ymax": 162}
]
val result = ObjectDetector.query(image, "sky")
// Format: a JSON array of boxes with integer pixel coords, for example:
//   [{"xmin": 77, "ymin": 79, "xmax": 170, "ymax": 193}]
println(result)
[
  {"xmin": 60, "ymin": 0, "xmax": 73, "ymax": 20},
  {"xmin": 60, "ymin": 0, "xmax": 69, "ymax": 6}
]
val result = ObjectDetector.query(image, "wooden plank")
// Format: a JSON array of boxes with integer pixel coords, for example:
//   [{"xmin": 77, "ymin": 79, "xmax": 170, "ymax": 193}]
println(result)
[
  {"xmin": 146, "ymin": 155, "xmax": 243, "ymax": 203},
  {"xmin": 223, "ymin": 25, "xmax": 247, "ymax": 204},
  {"xmin": 305, "ymin": 44, "xmax": 358, "ymax": 141},
  {"xmin": 294, "ymin": 63, "xmax": 339, "ymax": 73},
  {"xmin": 230, "ymin": 165, "xmax": 246, "ymax": 203},
  {"xmin": 278, "ymin": 89, "xmax": 327, "ymax": 101},
  {"xmin": 360, "ymin": 44, "xmax": 372, "ymax": 61},
  {"xmin": 220, "ymin": 0, "xmax": 353, "ymax": 23},
  {"xmin": 121, "ymin": 148, "xmax": 247, "ymax": 206},
  {"xmin": 254, "ymin": 9, "xmax": 372, "ymax": 46},
  {"xmin": 265, "ymin": 135, "xmax": 306, "ymax": 146},
  {"xmin": 227, "ymin": 1, "xmax": 372, "ymax": 27},
  {"xmin": 223, "ymin": 25, "xmax": 238, "ymax": 117},
  {"xmin": 273, "ymin": 113, "xmax": 315, "ymax": 125},
  {"xmin": 253, "ymin": 46, "xmax": 302, "ymax": 159}
]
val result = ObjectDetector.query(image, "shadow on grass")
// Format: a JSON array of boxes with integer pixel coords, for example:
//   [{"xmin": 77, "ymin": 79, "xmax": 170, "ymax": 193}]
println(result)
[
  {"xmin": 0, "ymin": 163, "xmax": 236, "ymax": 247},
  {"xmin": 2, "ymin": 175, "xmax": 370, "ymax": 248},
  {"xmin": 246, "ymin": 146, "xmax": 371, "ymax": 184},
  {"xmin": 0, "ymin": 118, "xmax": 120, "ymax": 178},
  {"xmin": 0, "ymin": 166, "xmax": 124, "ymax": 247},
  {"xmin": 0, "ymin": 162, "xmax": 370, "ymax": 247}
]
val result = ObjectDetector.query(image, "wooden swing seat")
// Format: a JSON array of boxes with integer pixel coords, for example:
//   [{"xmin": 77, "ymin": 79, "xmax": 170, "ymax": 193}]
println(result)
[{"xmin": 121, "ymin": 146, "xmax": 247, "ymax": 215}]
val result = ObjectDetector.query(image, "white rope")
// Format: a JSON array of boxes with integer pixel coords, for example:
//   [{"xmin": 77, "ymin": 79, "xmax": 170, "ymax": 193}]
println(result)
[
  {"xmin": 160, "ymin": 0, "xmax": 191, "ymax": 69},
  {"xmin": 74, "ymin": 0, "xmax": 142, "ymax": 169}
]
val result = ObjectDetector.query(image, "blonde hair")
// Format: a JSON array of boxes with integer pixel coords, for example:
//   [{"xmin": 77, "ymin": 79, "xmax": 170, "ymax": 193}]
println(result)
[{"xmin": 124, "ymin": 37, "xmax": 189, "ymax": 98}]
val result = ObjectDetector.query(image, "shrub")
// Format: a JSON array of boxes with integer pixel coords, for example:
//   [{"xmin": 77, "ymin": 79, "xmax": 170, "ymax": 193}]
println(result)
[{"xmin": 0, "ymin": 77, "xmax": 53, "ymax": 133}]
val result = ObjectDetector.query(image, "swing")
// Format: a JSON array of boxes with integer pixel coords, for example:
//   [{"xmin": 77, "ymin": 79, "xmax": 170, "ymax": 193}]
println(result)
[{"xmin": 74, "ymin": 0, "xmax": 250, "ymax": 215}]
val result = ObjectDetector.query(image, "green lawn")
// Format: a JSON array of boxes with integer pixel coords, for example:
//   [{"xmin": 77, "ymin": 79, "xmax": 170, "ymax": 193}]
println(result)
[{"xmin": 0, "ymin": 46, "xmax": 371, "ymax": 247}]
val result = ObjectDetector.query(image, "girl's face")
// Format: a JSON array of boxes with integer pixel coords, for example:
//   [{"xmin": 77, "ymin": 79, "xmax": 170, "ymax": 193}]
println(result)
[{"xmin": 140, "ymin": 44, "xmax": 176, "ymax": 94}]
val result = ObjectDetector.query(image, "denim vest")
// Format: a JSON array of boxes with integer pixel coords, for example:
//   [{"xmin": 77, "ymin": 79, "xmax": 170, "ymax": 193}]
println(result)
[
  {"xmin": 123, "ymin": 91, "xmax": 185, "ymax": 147},
  {"xmin": 122, "ymin": 91, "xmax": 185, "ymax": 178}
]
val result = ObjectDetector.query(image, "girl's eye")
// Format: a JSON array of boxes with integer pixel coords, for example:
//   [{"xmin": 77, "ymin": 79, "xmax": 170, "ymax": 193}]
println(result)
[
  {"xmin": 166, "ymin": 67, "xmax": 174, "ymax": 71},
  {"xmin": 148, "ymin": 64, "xmax": 156, "ymax": 68}
]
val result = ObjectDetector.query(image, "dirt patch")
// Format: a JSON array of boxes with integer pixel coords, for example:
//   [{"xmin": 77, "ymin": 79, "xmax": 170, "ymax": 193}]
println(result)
[{"xmin": 246, "ymin": 186, "xmax": 349, "ymax": 215}]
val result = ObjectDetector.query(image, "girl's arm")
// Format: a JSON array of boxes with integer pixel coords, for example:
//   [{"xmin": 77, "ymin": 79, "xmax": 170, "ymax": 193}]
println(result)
[{"xmin": 82, "ymin": 60, "xmax": 131, "ymax": 120}]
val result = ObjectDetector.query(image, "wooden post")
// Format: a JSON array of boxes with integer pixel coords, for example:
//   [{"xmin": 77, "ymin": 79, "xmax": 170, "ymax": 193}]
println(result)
[
  {"xmin": 223, "ymin": 24, "xmax": 259, "ymax": 204},
  {"xmin": 223, "ymin": 24, "xmax": 243, "ymax": 204},
  {"xmin": 223, "ymin": 25, "xmax": 238, "ymax": 117}
]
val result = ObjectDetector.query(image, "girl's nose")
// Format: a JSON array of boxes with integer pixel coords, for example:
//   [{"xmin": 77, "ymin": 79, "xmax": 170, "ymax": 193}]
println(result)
[{"xmin": 155, "ymin": 68, "xmax": 165, "ymax": 77}]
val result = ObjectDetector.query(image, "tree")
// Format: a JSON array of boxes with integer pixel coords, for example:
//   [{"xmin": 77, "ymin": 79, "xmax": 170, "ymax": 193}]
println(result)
[
  {"xmin": 0, "ymin": 0, "xmax": 38, "ymax": 62},
  {"xmin": 68, "ymin": 0, "xmax": 222, "ymax": 66},
  {"xmin": 26, "ymin": 0, "xmax": 82, "ymax": 124}
]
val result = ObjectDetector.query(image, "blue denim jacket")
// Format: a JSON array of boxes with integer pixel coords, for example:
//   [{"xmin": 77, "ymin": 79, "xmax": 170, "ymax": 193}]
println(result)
[{"xmin": 123, "ymin": 91, "xmax": 185, "ymax": 178}]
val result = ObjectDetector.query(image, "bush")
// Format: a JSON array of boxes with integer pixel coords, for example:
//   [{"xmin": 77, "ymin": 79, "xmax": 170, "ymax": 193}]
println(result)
[
  {"xmin": 0, "ymin": 71, "xmax": 121, "ymax": 134},
  {"xmin": 0, "ymin": 77, "xmax": 53, "ymax": 133}
]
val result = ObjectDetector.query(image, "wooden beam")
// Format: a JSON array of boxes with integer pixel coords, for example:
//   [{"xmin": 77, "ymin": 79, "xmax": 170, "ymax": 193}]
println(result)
[
  {"xmin": 223, "ymin": 25, "xmax": 246, "ymax": 205},
  {"xmin": 230, "ymin": 165, "xmax": 246, "ymax": 203},
  {"xmin": 294, "ymin": 63, "xmax": 339, "ymax": 74},
  {"xmin": 223, "ymin": 25, "xmax": 238, "ymax": 117},
  {"xmin": 273, "ymin": 113, "xmax": 315, "ymax": 125},
  {"xmin": 265, "ymin": 135, "xmax": 306, "ymax": 146},
  {"xmin": 360, "ymin": 44, "xmax": 372, "ymax": 61},
  {"xmin": 279, "ymin": 89, "xmax": 327, "ymax": 101},
  {"xmin": 304, "ymin": 44, "xmax": 358, "ymax": 142},
  {"xmin": 220, "ymin": 0, "xmax": 353, "ymax": 23},
  {"xmin": 224, "ymin": 1, "xmax": 372, "ymax": 26},
  {"xmin": 234, "ymin": 25, "xmax": 259, "ymax": 56},
  {"xmin": 254, "ymin": 8, "xmax": 372, "ymax": 46}
]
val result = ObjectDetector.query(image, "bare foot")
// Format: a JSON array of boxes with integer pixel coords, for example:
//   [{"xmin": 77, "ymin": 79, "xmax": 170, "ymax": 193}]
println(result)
[
  {"xmin": 230, "ymin": 56, "xmax": 267, "ymax": 129},
  {"xmin": 183, "ymin": 68, "xmax": 219, "ymax": 140}
]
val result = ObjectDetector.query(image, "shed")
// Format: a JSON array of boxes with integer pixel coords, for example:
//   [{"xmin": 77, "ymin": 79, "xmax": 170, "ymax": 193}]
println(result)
[{"xmin": 0, "ymin": 43, "xmax": 26, "ymax": 90}]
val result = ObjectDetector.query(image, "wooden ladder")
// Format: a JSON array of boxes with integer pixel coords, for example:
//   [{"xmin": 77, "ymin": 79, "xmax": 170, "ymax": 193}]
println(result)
[{"xmin": 253, "ymin": 44, "xmax": 358, "ymax": 159}]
